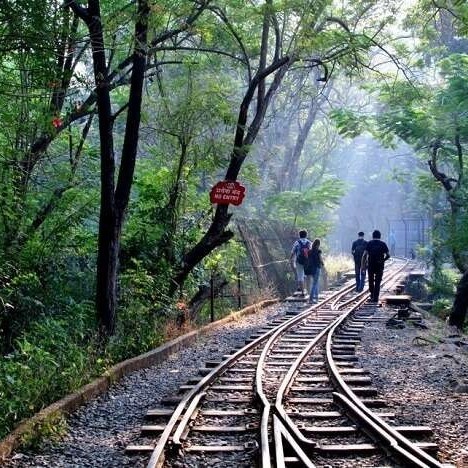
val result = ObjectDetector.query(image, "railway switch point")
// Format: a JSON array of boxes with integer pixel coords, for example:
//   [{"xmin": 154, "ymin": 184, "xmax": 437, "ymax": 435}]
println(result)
[{"xmin": 121, "ymin": 261, "xmax": 452, "ymax": 468}]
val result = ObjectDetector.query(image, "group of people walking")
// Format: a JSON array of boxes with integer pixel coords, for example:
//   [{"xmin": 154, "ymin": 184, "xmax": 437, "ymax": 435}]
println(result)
[
  {"xmin": 352, "ymin": 230, "xmax": 390, "ymax": 303},
  {"xmin": 290, "ymin": 229, "xmax": 390, "ymax": 304}
]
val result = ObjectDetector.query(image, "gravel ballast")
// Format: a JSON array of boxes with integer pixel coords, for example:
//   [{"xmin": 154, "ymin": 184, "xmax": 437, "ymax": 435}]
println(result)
[
  {"xmin": 357, "ymin": 305, "xmax": 468, "ymax": 467},
  {"xmin": 3, "ymin": 300, "xmax": 468, "ymax": 467}
]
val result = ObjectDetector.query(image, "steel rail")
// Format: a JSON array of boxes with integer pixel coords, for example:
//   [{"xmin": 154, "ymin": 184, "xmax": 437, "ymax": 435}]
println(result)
[
  {"xmin": 271, "ymin": 260, "xmax": 410, "ymax": 465},
  {"xmin": 146, "ymin": 262, "xmax": 410, "ymax": 467},
  {"xmin": 146, "ymin": 310, "xmax": 289, "ymax": 467},
  {"xmin": 332, "ymin": 392, "xmax": 433, "ymax": 468},
  {"xmin": 172, "ymin": 392, "xmax": 205, "ymax": 445},
  {"xmin": 325, "ymin": 314, "xmax": 446, "ymax": 467},
  {"xmin": 146, "ymin": 274, "xmax": 358, "ymax": 467},
  {"xmin": 273, "ymin": 281, "xmax": 371, "ymax": 410},
  {"xmin": 329, "ymin": 258, "xmax": 409, "ymax": 311},
  {"xmin": 273, "ymin": 415, "xmax": 316, "ymax": 468},
  {"xmin": 255, "ymin": 280, "xmax": 360, "ymax": 467},
  {"xmin": 272, "ymin": 292, "xmax": 369, "ymax": 466}
]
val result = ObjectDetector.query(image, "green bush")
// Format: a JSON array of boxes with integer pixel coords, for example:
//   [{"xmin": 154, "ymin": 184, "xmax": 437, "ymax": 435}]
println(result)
[
  {"xmin": 431, "ymin": 298, "xmax": 452, "ymax": 320},
  {"xmin": 107, "ymin": 261, "xmax": 169, "ymax": 362},
  {"xmin": 0, "ymin": 301, "xmax": 100, "ymax": 439},
  {"xmin": 19, "ymin": 411, "xmax": 68, "ymax": 450},
  {"xmin": 107, "ymin": 302, "xmax": 165, "ymax": 362},
  {"xmin": 324, "ymin": 254, "xmax": 354, "ymax": 284},
  {"xmin": 428, "ymin": 267, "xmax": 460, "ymax": 298}
]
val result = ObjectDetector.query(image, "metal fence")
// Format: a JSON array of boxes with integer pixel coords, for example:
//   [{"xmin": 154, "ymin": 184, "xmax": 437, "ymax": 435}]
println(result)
[
  {"xmin": 386, "ymin": 217, "xmax": 430, "ymax": 257},
  {"xmin": 208, "ymin": 219, "xmax": 295, "ymax": 315}
]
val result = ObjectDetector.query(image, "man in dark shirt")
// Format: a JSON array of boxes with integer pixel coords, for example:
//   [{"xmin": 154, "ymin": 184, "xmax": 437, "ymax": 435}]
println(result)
[
  {"xmin": 361, "ymin": 230, "xmax": 390, "ymax": 303},
  {"xmin": 351, "ymin": 231, "xmax": 367, "ymax": 292}
]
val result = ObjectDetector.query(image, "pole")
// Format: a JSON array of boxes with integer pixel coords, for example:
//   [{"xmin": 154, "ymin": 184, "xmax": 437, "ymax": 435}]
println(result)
[
  {"xmin": 237, "ymin": 270, "xmax": 242, "ymax": 309},
  {"xmin": 210, "ymin": 272, "xmax": 214, "ymax": 322}
]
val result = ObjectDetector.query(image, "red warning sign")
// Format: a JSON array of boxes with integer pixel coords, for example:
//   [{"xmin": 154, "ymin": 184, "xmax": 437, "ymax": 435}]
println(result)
[{"xmin": 209, "ymin": 180, "xmax": 246, "ymax": 206}]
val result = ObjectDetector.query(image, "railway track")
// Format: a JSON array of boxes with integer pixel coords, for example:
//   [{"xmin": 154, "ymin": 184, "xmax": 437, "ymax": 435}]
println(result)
[{"xmin": 127, "ymin": 260, "xmax": 452, "ymax": 467}]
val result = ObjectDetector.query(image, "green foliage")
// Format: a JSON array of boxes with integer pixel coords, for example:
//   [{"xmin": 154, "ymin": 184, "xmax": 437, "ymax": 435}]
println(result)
[
  {"xmin": 203, "ymin": 240, "xmax": 246, "ymax": 277},
  {"xmin": 107, "ymin": 301, "xmax": 165, "ymax": 363},
  {"xmin": 0, "ymin": 302, "xmax": 100, "ymax": 439},
  {"xmin": 431, "ymin": 298, "xmax": 453, "ymax": 320},
  {"xmin": 19, "ymin": 412, "xmax": 68, "ymax": 450},
  {"xmin": 448, "ymin": 211, "xmax": 468, "ymax": 267},
  {"xmin": 428, "ymin": 267, "xmax": 460, "ymax": 298},
  {"xmin": 324, "ymin": 254, "xmax": 354, "ymax": 283},
  {"xmin": 330, "ymin": 41, "xmax": 468, "ymax": 278},
  {"xmin": 264, "ymin": 178, "xmax": 345, "ymax": 236},
  {"xmin": 329, "ymin": 109, "xmax": 372, "ymax": 139},
  {"xmin": 0, "ymin": 0, "xmax": 444, "ymax": 445}
]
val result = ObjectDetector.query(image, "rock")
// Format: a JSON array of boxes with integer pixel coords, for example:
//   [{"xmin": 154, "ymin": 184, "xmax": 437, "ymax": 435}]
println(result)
[{"xmin": 454, "ymin": 383, "xmax": 468, "ymax": 394}]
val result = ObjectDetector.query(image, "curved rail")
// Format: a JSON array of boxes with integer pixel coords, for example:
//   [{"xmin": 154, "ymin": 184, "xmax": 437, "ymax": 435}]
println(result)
[
  {"xmin": 146, "ymin": 271, "xmax": 361, "ymax": 467},
  {"xmin": 272, "ymin": 290, "xmax": 369, "ymax": 464},
  {"xmin": 271, "ymin": 260, "xmax": 414, "ymax": 466},
  {"xmin": 255, "ymin": 279, "xmax": 360, "ymax": 466},
  {"xmin": 325, "ymin": 313, "xmax": 445, "ymax": 467},
  {"xmin": 144, "ymin": 259, "xmax": 432, "ymax": 468},
  {"xmin": 146, "ymin": 308, "xmax": 285, "ymax": 467}
]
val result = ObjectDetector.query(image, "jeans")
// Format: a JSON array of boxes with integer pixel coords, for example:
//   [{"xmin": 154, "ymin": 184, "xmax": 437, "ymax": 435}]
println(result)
[
  {"xmin": 354, "ymin": 263, "xmax": 366, "ymax": 292},
  {"xmin": 368, "ymin": 267, "xmax": 384, "ymax": 301},
  {"xmin": 310, "ymin": 268, "xmax": 321, "ymax": 301}
]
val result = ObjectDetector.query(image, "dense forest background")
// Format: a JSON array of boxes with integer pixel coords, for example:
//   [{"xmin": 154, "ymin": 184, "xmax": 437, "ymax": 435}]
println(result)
[{"xmin": 0, "ymin": 0, "xmax": 467, "ymax": 442}]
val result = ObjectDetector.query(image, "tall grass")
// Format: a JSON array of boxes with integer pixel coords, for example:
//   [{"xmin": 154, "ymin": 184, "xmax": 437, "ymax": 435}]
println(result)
[{"xmin": 324, "ymin": 254, "xmax": 354, "ymax": 284}]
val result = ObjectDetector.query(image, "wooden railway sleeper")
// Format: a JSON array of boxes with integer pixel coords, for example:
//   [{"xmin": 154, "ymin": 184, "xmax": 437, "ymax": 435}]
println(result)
[
  {"xmin": 137, "ymin": 262, "xmax": 410, "ymax": 467},
  {"xmin": 332, "ymin": 392, "xmax": 446, "ymax": 467}
]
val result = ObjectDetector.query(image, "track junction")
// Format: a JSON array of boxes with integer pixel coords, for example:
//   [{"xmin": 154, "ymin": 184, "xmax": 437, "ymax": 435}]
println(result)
[{"xmin": 127, "ymin": 259, "xmax": 452, "ymax": 468}]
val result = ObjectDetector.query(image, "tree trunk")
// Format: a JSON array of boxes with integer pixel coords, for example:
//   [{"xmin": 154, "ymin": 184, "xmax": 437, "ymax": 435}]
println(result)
[
  {"xmin": 428, "ymin": 144, "xmax": 466, "ymax": 273},
  {"xmin": 169, "ymin": 56, "xmax": 290, "ymax": 296},
  {"xmin": 171, "ymin": 204, "xmax": 234, "ymax": 294},
  {"xmin": 449, "ymin": 269, "xmax": 468, "ymax": 329},
  {"xmin": 283, "ymin": 98, "xmax": 320, "ymax": 190},
  {"xmin": 158, "ymin": 140, "xmax": 188, "ymax": 264},
  {"xmin": 187, "ymin": 276, "xmax": 229, "ymax": 322},
  {"xmin": 69, "ymin": 0, "xmax": 148, "ymax": 335},
  {"xmin": 169, "ymin": 55, "xmax": 290, "ymax": 296},
  {"xmin": 100, "ymin": 0, "xmax": 149, "ymax": 335},
  {"xmin": 96, "ymin": 218, "xmax": 120, "ymax": 334},
  {"xmin": 85, "ymin": 0, "xmax": 118, "ymax": 335}
]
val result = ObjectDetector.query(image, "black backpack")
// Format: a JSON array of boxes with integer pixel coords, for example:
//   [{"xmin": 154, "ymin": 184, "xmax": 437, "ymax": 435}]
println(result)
[{"xmin": 296, "ymin": 239, "xmax": 310, "ymax": 265}]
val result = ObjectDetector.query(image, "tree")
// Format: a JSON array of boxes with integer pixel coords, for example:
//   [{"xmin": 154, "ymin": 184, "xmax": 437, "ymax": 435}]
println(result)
[
  {"xmin": 62, "ymin": 0, "xmax": 217, "ymax": 334},
  {"xmin": 0, "ymin": 1, "xmax": 87, "ymax": 251},
  {"xmin": 0, "ymin": 0, "xmax": 407, "ymax": 337},
  {"xmin": 65, "ymin": 0, "xmax": 150, "ymax": 335},
  {"xmin": 171, "ymin": 0, "xmax": 398, "ymax": 294},
  {"xmin": 331, "ymin": 0, "xmax": 468, "ymax": 328}
]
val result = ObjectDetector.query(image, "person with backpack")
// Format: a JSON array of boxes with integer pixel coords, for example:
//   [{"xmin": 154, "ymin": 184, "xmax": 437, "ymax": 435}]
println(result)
[
  {"xmin": 351, "ymin": 231, "xmax": 367, "ymax": 292},
  {"xmin": 289, "ymin": 229, "xmax": 312, "ymax": 296},
  {"xmin": 306, "ymin": 238, "xmax": 324, "ymax": 303},
  {"xmin": 361, "ymin": 230, "xmax": 390, "ymax": 303}
]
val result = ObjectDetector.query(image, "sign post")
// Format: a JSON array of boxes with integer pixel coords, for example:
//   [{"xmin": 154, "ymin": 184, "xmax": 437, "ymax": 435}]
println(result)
[{"xmin": 209, "ymin": 180, "xmax": 246, "ymax": 206}]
